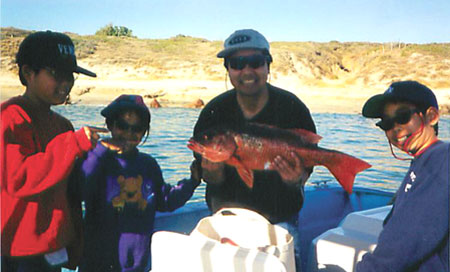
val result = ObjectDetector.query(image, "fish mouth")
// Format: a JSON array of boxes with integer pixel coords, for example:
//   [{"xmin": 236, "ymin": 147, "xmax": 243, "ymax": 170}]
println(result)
[{"xmin": 187, "ymin": 139, "xmax": 204, "ymax": 154}]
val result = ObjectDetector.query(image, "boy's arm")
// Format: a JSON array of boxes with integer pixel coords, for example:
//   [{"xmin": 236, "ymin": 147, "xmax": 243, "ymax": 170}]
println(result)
[
  {"xmin": 78, "ymin": 143, "xmax": 111, "ymax": 201},
  {"xmin": 1, "ymin": 107, "xmax": 93, "ymax": 197},
  {"xmin": 80, "ymin": 142, "xmax": 110, "ymax": 178}
]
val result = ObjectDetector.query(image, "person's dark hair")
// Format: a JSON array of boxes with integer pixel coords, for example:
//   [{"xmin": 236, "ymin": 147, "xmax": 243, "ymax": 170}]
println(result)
[
  {"xmin": 417, "ymin": 102, "xmax": 439, "ymax": 136},
  {"xmin": 105, "ymin": 108, "xmax": 151, "ymax": 143},
  {"xmin": 18, "ymin": 65, "xmax": 41, "ymax": 86},
  {"xmin": 18, "ymin": 66, "xmax": 27, "ymax": 86}
]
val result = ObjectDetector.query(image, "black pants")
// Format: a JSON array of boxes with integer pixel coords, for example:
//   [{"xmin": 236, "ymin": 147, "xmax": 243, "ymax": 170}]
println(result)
[{"xmin": 1, "ymin": 255, "xmax": 62, "ymax": 272}]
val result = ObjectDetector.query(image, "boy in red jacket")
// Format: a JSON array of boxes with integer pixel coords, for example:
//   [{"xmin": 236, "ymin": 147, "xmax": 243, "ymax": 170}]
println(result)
[{"xmin": 1, "ymin": 31, "xmax": 105, "ymax": 272}]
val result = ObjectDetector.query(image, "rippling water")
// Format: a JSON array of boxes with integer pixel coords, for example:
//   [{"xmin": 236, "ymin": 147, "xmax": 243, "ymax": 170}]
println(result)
[{"xmin": 55, "ymin": 105, "xmax": 450, "ymax": 203}]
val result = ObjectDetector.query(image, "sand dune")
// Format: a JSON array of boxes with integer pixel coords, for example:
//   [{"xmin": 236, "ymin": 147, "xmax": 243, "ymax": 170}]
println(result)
[{"xmin": 1, "ymin": 28, "xmax": 449, "ymax": 114}]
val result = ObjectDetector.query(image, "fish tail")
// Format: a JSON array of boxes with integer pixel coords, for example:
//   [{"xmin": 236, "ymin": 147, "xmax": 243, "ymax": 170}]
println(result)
[{"xmin": 320, "ymin": 151, "xmax": 371, "ymax": 194}]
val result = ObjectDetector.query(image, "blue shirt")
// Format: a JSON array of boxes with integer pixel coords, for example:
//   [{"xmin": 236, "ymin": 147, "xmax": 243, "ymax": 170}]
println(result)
[{"xmin": 357, "ymin": 141, "xmax": 449, "ymax": 272}]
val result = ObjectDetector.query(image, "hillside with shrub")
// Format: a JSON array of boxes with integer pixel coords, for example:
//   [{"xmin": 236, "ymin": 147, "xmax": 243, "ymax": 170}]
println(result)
[{"xmin": 1, "ymin": 27, "xmax": 449, "ymax": 113}]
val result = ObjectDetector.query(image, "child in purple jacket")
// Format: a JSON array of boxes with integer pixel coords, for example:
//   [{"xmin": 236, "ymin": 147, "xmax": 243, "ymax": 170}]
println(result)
[{"xmin": 78, "ymin": 95, "xmax": 200, "ymax": 272}]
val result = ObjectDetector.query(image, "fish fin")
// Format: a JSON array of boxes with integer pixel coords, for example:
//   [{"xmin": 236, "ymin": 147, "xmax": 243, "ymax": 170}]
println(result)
[
  {"xmin": 250, "ymin": 123, "xmax": 322, "ymax": 144},
  {"xmin": 288, "ymin": 128, "xmax": 322, "ymax": 144},
  {"xmin": 320, "ymin": 151, "xmax": 371, "ymax": 194},
  {"xmin": 236, "ymin": 166, "xmax": 254, "ymax": 188},
  {"xmin": 227, "ymin": 156, "xmax": 254, "ymax": 188}
]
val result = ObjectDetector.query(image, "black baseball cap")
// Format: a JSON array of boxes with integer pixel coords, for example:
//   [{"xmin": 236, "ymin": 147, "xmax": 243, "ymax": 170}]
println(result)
[
  {"xmin": 101, "ymin": 94, "xmax": 151, "ymax": 124},
  {"xmin": 362, "ymin": 81, "xmax": 438, "ymax": 118},
  {"xmin": 16, "ymin": 30, "xmax": 96, "ymax": 77}
]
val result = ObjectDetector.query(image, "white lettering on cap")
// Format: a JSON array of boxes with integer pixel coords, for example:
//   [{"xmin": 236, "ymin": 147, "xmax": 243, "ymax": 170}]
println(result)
[
  {"xmin": 228, "ymin": 35, "xmax": 251, "ymax": 45},
  {"xmin": 57, "ymin": 44, "xmax": 75, "ymax": 56}
]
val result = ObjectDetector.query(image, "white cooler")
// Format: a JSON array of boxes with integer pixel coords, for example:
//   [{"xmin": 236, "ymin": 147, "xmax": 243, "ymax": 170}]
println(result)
[{"xmin": 309, "ymin": 205, "xmax": 392, "ymax": 272}]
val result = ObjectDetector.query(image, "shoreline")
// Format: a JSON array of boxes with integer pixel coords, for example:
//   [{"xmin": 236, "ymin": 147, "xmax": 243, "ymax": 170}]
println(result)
[{"xmin": 1, "ymin": 72, "xmax": 449, "ymax": 114}]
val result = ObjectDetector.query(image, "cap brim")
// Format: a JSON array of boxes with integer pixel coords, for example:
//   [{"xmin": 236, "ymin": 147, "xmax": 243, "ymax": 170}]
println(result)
[
  {"xmin": 217, "ymin": 48, "xmax": 237, "ymax": 58},
  {"xmin": 75, "ymin": 66, "xmax": 97, "ymax": 77},
  {"xmin": 217, "ymin": 47, "xmax": 265, "ymax": 58},
  {"xmin": 362, "ymin": 94, "xmax": 386, "ymax": 118}
]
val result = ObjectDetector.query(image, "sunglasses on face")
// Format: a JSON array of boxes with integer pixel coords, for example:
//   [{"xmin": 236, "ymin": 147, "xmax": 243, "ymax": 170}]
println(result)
[
  {"xmin": 44, "ymin": 67, "xmax": 77, "ymax": 82},
  {"xmin": 376, "ymin": 107, "xmax": 420, "ymax": 131},
  {"xmin": 114, "ymin": 119, "xmax": 147, "ymax": 133},
  {"xmin": 227, "ymin": 54, "xmax": 267, "ymax": 70}
]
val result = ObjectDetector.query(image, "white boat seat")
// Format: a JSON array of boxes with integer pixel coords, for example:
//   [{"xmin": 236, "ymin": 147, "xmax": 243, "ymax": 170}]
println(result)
[{"xmin": 309, "ymin": 205, "xmax": 392, "ymax": 272}]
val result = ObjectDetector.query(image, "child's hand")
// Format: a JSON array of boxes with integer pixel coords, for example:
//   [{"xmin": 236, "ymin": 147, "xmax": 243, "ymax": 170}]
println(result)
[
  {"xmin": 100, "ymin": 138, "xmax": 126, "ymax": 153},
  {"xmin": 83, "ymin": 126, "xmax": 109, "ymax": 147},
  {"xmin": 190, "ymin": 159, "xmax": 202, "ymax": 184}
]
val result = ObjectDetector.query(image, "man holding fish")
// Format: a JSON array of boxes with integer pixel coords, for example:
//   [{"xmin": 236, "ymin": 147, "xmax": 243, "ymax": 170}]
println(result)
[{"xmin": 190, "ymin": 29, "xmax": 370, "ymax": 271}]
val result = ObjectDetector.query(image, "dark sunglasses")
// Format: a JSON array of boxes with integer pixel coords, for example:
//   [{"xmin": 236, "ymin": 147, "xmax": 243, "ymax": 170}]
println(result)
[
  {"xmin": 227, "ymin": 54, "xmax": 267, "ymax": 70},
  {"xmin": 376, "ymin": 107, "xmax": 420, "ymax": 131},
  {"xmin": 44, "ymin": 67, "xmax": 77, "ymax": 82},
  {"xmin": 114, "ymin": 119, "xmax": 147, "ymax": 133}
]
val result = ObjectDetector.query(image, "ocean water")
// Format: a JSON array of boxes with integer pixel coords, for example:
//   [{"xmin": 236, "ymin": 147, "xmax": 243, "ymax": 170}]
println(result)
[
  {"xmin": 55, "ymin": 104, "xmax": 450, "ymax": 202},
  {"xmin": 55, "ymin": 105, "xmax": 449, "ymax": 272}
]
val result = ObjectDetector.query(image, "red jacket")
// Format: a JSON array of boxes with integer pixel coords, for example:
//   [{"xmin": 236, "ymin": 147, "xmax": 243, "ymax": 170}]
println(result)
[{"xmin": 1, "ymin": 96, "xmax": 92, "ymax": 269}]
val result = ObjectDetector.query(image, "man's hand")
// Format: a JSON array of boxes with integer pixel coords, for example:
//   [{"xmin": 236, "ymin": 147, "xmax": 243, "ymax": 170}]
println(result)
[
  {"xmin": 269, "ymin": 152, "xmax": 309, "ymax": 186},
  {"xmin": 201, "ymin": 159, "xmax": 226, "ymax": 185}
]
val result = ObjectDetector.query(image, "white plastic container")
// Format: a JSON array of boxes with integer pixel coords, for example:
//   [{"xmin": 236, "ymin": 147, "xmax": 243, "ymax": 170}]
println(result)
[{"xmin": 309, "ymin": 205, "xmax": 392, "ymax": 272}]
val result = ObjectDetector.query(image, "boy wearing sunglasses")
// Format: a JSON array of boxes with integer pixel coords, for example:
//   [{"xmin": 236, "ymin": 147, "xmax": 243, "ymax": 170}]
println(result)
[
  {"xmin": 356, "ymin": 81, "xmax": 449, "ymax": 271},
  {"xmin": 193, "ymin": 29, "xmax": 316, "ymax": 271},
  {"xmin": 1, "ymin": 31, "xmax": 102, "ymax": 271},
  {"xmin": 78, "ymin": 94, "xmax": 201, "ymax": 271}
]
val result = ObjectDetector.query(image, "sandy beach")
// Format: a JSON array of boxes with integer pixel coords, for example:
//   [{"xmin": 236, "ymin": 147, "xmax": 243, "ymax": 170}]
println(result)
[{"xmin": 2, "ymin": 69, "xmax": 449, "ymax": 115}]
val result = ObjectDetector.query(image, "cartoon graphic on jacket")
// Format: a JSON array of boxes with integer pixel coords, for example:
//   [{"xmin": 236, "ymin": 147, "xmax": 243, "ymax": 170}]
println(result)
[{"xmin": 79, "ymin": 143, "xmax": 199, "ymax": 271}]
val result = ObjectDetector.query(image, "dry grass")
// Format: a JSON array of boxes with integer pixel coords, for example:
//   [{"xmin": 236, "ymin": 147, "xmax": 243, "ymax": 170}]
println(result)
[
  {"xmin": 1, "ymin": 27, "xmax": 449, "ymax": 113},
  {"xmin": 3, "ymin": 27, "xmax": 449, "ymax": 88}
]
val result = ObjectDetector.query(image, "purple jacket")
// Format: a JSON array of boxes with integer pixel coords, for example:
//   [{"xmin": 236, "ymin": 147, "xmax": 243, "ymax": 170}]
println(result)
[{"xmin": 79, "ymin": 143, "xmax": 199, "ymax": 272}]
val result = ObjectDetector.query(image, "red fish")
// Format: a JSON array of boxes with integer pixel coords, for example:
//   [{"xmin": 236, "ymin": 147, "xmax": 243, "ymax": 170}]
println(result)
[{"xmin": 188, "ymin": 124, "xmax": 371, "ymax": 194}]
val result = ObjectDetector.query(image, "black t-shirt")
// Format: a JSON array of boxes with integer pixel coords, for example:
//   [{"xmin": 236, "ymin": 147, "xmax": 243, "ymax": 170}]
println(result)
[{"xmin": 193, "ymin": 83, "xmax": 316, "ymax": 223}]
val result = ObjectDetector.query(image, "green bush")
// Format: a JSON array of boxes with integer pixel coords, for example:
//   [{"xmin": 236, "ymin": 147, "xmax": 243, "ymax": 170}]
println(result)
[{"xmin": 95, "ymin": 24, "xmax": 133, "ymax": 37}]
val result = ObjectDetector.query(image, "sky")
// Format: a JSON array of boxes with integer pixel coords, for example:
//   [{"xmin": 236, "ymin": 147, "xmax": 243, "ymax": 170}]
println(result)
[{"xmin": 1, "ymin": 0, "xmax": 449, "ymax": 44}]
